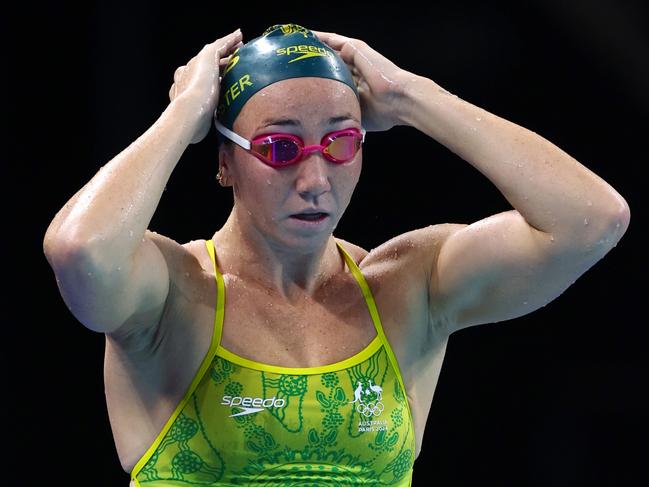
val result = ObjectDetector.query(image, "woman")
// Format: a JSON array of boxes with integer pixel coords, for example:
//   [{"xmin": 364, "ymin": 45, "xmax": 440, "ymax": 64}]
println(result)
[{"xmin": 43, "ymin": 23, "xmax": 629, "ymax": 486}]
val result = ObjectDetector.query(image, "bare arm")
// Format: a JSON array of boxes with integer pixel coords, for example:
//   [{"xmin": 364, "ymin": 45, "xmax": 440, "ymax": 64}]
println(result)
[
  {"xmin": 402, "ymin": 77, "xmax": 630, "ymax": 333},
  {"xmin": 43, "ymin": 30, "xmax": 243, "ymax": 335},
  {"xmin": 314, "ymin": 30, "xmax": 630, "ymax": 337}
]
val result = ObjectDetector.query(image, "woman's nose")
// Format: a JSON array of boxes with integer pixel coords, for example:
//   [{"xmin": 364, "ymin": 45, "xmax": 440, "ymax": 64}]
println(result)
[{"xmin": 294, "ymin": 150, "xmax": 331, "ymax": 197}]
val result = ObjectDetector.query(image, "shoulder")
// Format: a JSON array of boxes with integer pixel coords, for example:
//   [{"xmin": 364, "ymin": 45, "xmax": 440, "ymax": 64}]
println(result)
[
  {"xmin": 355, "ymin": 224, "xmax": 468, "ymax": 337},
  {"xmin": 143, "ymin": 230, "xmax": 207, "ymax": 277},
  {"xmin": 338, "ymin": 225, "xmax": 468, "ymax": 361},
  {"xmin": 334, "ymin": 236, "xmax": 370, "ymax": 263},
  {"xmin": 358, "ymin": 223, "xmax": 467, "ymax": 276}
]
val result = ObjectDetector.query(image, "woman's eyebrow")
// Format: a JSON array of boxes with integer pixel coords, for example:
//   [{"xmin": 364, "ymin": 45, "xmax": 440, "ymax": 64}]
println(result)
[
  {"xmin": 327, "ymin": 114, "xmax": 360, "ymax": 125},
  {"xmin": 259, "ymin": 118, "xmax": 301, "ymax": 128},
  {"xmin": 258, "ymin": 114, "xmax": 359, "ymax": 129}
]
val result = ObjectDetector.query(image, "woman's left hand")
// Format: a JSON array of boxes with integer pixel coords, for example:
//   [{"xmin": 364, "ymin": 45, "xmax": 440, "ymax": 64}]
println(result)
[{"xmin": 312, "ymin": 30, "xmax": 418, "ymax": 132}]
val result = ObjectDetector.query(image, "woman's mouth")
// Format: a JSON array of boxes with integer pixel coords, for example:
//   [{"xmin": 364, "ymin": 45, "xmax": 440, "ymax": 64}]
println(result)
[
  {"xmin": 289, "ymin": 212, "xmax": 329, "ymax": 226},
  {"xmin": 291, "ymin": 213, "xmax": 328, "ymax": 221}
]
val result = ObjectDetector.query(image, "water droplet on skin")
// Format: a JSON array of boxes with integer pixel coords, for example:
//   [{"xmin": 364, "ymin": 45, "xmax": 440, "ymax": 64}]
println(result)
[
  {"xmin": 87, "ymin": 272, "xmax": 93, "ymax": 277},
  {"xmin": 475, "ymin": 116, "xmax": 482, "ymax": 121},
  {"xmin": 517, "ymin": 162, "xmax": 523, "ymax": 168},
  {"xmin": 117, "ymin": 266, "xmax": 121, "ymax": 271},
  {"xmin": 587, "ymin": 200, "xmax": 593, "ymax": 207},
  {"xmin": 129, "ymin": 230, "xmax": 134, "ymax": 237},
  {"xmin": 550, "ymin": 235, "xmax": 555, "ymax": 242},
  {"xmin": 584, "ymin": 218, "xmax": 589, "ymax": 226},
  {"xmin": 266, "ymin": 179, "xmax": 271, "ymax": 185},
  {"xmin": 523, "ymin": 301, "xmax": 528, "ymax": 305},
  {"xmin": 615, "ymin": 222, "xmax": 620, "ymax": 228}
]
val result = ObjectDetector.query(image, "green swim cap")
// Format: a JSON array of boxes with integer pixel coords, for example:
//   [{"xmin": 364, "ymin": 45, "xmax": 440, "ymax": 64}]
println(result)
[{"xmin": 215, "ymin": 23, "xmax": 359, "ymax": 132}]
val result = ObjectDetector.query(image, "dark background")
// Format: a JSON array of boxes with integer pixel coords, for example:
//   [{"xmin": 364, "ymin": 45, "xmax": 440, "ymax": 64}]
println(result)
[{"xmin": 5, "ymin": 0, "xmax": 647, "ymax": 485}]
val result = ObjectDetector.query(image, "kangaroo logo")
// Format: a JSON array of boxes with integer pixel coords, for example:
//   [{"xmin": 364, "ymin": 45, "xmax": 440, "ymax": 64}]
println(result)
[{"xmin": 349, "ymin": 379, "xmax": 384, "ymax": 417}]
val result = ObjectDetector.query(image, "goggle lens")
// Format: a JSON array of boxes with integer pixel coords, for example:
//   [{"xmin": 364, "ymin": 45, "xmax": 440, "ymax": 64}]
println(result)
[
  {"xmin": 324, "ymin": 132, "xmax": 362, "ymax": 162},
  {"xmin": 255, "ymin": 137, "xmax": 300, "ymax": 163}
]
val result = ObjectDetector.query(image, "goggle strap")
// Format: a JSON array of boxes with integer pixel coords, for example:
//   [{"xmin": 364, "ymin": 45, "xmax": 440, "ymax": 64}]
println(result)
[{"xmin": 214, "ymin": 120, "xmax": 251, "ymax": 150}]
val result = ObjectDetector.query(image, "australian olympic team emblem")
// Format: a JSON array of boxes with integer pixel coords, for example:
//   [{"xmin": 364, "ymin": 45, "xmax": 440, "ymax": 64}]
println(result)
[{"xmin": 349, "ymin": 379, "xmax": 384, "ymax": 417}]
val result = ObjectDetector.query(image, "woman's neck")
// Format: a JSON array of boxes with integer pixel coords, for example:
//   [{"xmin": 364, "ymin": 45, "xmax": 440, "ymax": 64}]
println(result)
[{"xmin": 211, "ymin": 212, "xmax": 342, "ymax": 302}]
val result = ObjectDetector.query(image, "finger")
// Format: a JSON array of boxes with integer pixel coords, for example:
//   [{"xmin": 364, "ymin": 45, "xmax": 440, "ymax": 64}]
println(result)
[
  {"xmin": 213, "ymin": 29, "xmax": 243, "ymax": 55},
  {"xmin": 218, "ymin": 42, "xmax": 242, "ymax": 66},
  {"xmin": 173, "ymin": 65, "xmax": 186, "ymax": 82},
  {"xmin": 214, "ymin": 39, "xmax": 242, "ymax": 70},
  {"xmin": 311, "ymin": 30, "xmax": 353, "ymax": 50},
  {"xmin": 312, "ymin": 30, "xmax": 367, "ymax": 69},
  {"xmin": 197, "ymin": 30, "xmax": 242, "ymax": 66}
]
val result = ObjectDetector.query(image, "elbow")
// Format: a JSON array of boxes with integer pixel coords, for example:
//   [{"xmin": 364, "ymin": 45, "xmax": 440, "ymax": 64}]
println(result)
[
  {"xmin": 44, "ymin": 220, "xmax": 111, "ymax": 271},
  {"xmin": 44, "ymin": 241, "xmax": 128, "ymax": 334},
  {"xmin": 581, "ymin": 194, "xmax": 630, "ymax": 257},
  {"xmin": 614, "ymin": 193, "xmax": 631, "ymax": 236},
  {"xmin": 603, "ymin": 191, "xmax": 631, "ymax": 244},
  {"xmin": 44, "ymin": 233, "xmax": 96, "ymax": 275}
]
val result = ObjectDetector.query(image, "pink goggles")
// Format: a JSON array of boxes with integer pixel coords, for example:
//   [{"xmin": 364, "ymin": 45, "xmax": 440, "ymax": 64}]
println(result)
[{"xmin": 215, "ymin": 120, "xmax": 366, "ymax": 168}]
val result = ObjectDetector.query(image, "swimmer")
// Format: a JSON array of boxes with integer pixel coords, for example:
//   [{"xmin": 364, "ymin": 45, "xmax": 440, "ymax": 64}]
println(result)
[{"xmin": 43, "ymin": 24, "xmax": 630, "ymax": 486}]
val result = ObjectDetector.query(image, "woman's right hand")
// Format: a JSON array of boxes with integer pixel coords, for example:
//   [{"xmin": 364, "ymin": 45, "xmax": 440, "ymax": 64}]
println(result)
[{"xmin": 169, "ymin": 29, "xmax": 243, "ymax": 144}]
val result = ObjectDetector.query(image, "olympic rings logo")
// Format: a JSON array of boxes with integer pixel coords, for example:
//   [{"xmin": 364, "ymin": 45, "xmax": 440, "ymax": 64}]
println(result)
[{"xmin": 356, "ymin": 400, "xmax": 385, "ymax": 417}]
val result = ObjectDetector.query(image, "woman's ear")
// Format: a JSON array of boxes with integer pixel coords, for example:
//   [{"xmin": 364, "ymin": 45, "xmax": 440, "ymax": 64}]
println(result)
[{"xmin": 217, "ymin": 142, "xmax": 233, "ymax": 187}]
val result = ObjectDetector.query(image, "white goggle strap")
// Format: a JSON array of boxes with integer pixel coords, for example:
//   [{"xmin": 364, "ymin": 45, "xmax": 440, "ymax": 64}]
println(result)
[{"xmin": 214, "ymin": 119, "xmax": 251, "ymax": 151}]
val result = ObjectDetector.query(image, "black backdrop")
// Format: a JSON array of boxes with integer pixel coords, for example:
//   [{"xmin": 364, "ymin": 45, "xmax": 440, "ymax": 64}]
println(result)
[{"xmin": 5, "ymin": 0, "xmax": 648, "ymax": 485}]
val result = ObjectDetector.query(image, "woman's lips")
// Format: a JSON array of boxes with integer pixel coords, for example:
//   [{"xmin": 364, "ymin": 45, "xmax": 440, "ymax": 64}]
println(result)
[
  {"xmin": 289, "ymin": 213, "xmax": 329, "ymax": 225},
  {"xmin": 291, "ymin": 213, "xmax": 328, "ymax": 221}
]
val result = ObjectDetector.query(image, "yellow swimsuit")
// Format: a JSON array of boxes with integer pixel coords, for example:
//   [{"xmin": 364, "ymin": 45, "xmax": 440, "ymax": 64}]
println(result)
[{"xmin": 131, "ymin": 239, "xmax": 415, "ymax": 486}]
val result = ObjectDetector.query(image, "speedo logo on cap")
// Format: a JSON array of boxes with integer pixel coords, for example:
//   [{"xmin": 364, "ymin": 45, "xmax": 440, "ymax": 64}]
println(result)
[
  {"xmin": 276, "ymin": 45, "xmax": 333, "ymax": 63},
  {"xmin": 221, "ymin": 395, "xmax": 287, "ymax": 417}
]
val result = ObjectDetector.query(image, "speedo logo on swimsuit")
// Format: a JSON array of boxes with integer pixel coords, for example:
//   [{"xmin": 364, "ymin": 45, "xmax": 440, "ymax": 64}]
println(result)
[
  {"xmin": 221, "ymin": 395, "xmax": 287, "ymax": 417},
  {"xmin": 276, "ymin": 45, "xmax": 333, "ymax": 63}
]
